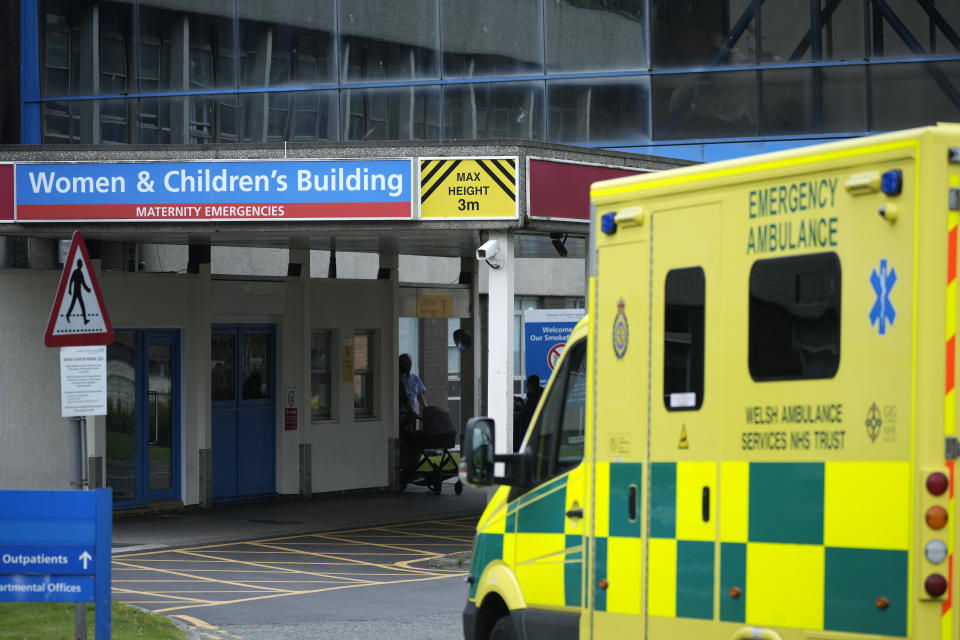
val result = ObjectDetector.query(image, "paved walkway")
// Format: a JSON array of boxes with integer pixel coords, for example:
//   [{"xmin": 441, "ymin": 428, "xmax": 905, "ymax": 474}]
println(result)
[{"xmin": 113, "ymin": 481, "xmax": 487, "ymax": 552}]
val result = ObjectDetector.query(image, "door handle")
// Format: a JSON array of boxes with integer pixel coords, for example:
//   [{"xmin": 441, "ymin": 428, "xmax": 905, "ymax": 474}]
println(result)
[{"xmin": 566, "ymin": 508, "xmax": 583, "ymax": 519}]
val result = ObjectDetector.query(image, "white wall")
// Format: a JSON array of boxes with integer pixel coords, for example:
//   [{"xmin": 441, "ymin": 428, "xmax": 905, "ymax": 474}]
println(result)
[
  {"xmin": 0, "ymin": 268, "xmax": 72, "ymax": 489},
  {"xmin": 304, "ymin": 278, "xmax": 396, "ymax": 492}
]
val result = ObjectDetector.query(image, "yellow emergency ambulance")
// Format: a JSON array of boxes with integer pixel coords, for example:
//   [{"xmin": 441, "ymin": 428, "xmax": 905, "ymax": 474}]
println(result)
[{"xmin": 460, "ymin": 124, "xmax": 959, "ymax": 640}]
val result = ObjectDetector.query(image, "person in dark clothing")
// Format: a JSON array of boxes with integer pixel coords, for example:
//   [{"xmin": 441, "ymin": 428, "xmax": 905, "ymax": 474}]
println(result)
[
  {"xmin": 398, "ymin": 374, "xmax": 420, "ymax": 482},
  {"xmin": 514, "ymin": 374, "xmax": 543, "ymax": 452}
]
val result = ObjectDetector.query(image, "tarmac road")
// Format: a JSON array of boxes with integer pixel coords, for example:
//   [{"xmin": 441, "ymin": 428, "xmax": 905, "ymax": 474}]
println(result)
[{"xmin": 113, "ymin": 513, "xmax": 477, "ymax": 640}]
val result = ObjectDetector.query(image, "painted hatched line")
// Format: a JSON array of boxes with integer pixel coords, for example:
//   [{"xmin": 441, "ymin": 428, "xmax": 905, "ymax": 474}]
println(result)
[
  {"xmin": 176, "ymin": 547, "xmax": 376, "ymax": 584},
  {"xmin": 148, "ymin": 572, "xmax": 464, "ymax": 615},
  {"xmin": 113, "ymin": 517, "xmax": 475, "ymax": 615}
]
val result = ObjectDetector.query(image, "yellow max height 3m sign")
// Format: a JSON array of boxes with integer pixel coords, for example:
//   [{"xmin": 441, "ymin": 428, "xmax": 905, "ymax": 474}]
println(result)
[{"xmin": 419, "ymin": 157, "xmax": 518, "ymax": 220}]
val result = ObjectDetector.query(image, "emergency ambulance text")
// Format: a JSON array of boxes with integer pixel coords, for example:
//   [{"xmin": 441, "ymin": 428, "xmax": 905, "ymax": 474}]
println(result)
[
  {"xmin": 748, "ymin": 178, "xmax": 838, "ymax": 218},
  {"xmin": 746, "ymin": 177, "xmax": 839, "ymax": 255}
]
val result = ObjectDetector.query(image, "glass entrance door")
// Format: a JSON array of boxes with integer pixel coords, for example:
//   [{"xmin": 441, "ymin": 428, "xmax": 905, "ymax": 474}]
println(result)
[{"xmin": 106, "ymin": 330, "xmax": 180, "ymax": 507}]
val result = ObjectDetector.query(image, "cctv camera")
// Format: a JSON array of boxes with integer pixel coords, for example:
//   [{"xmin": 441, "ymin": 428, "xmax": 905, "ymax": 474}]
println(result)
[{"xmin": 476, "ymin": 239, "xmax": 500, "ymax": 261}]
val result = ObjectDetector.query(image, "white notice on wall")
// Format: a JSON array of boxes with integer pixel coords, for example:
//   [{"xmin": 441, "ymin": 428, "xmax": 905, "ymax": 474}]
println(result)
[{"xmin": 60, "ymin": 345, "xmax": 107, "ymax": 418}]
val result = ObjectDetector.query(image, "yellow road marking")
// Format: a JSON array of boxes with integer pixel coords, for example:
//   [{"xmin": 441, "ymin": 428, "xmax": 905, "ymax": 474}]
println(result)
[
  {"xmin": 170, "ymin": 614, "xmax": 219, "ymax": 630},
  {"xmin": 113, "ymin": 516, "xmax": 476, "ymax": 615},
  {"xmin": 150, "ymin": 572, "xmax": 464, "ymax": 614},
  {"xmin": 248, "ymin": 540, "xmax": 434, "ymax": 576},
  {"xmin": 113, "ymin": 559, "xmax": 289, "ymax": 593},
  {"xmin": 176, "ymin": 548, "xmax": 375, "ymax": 584}
]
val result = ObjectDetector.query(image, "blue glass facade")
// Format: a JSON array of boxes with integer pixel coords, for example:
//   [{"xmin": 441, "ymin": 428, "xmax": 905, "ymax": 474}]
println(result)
[{"xmin": 20, "ymin": 0, "xmax": 960, "ymax": 160}]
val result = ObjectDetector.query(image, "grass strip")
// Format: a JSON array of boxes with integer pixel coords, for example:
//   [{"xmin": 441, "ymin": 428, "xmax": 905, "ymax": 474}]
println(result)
[{"xmin": 0, "ymin": 601, "xmax": 186, "ymax": 640}]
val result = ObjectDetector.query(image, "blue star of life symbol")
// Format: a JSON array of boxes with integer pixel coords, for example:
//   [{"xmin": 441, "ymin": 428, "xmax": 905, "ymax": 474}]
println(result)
[{"xmin": 869, "ymin": 258, "xmax": 897, "ymax": 336}]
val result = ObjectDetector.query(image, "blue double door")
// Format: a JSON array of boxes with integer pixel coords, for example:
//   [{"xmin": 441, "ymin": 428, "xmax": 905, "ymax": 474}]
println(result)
[{"xmin": 211, "ymin": 325, "xmax": 276, "ymax": 501}]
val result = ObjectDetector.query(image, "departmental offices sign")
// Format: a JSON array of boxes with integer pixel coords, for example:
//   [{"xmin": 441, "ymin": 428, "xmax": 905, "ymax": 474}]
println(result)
[{"xmin": 13, "ymin": 159, "xmax": 414, "ymax": 222}]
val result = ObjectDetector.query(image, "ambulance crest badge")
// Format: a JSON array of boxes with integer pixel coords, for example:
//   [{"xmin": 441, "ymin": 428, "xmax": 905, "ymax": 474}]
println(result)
[{"xmin": 613, "ymin": 299, "xmax": 629, "ymax": 359}]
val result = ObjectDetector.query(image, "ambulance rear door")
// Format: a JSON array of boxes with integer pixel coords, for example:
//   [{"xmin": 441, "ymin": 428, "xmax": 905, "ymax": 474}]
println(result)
[{"xmin": 646, "ymin": 200, "xmax": 722, "ymax": 638}]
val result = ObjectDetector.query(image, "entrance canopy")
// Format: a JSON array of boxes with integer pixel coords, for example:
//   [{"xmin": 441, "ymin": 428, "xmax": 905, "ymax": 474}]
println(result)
[{"xmin": 0, "ymin": 140, "xmax": 685, "ymax": 255}]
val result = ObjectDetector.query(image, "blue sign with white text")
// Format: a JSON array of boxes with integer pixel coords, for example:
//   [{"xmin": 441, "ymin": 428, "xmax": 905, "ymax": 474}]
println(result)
[
  {"xmin": 0, "ymin": 490, "xmax": 112, "ymax": 639},
  {"xmin": 0, "ymin": 575, "xmax": 94, "ymax": 602},
  {"xmin": 523, "ymin": 309, "xmax": 584, "ymax": 387},
  {"xmin": 14, "ymin": 160, "xmax": 414, "ymax": 222},
  {"xmin": 0, "ymin": 545, "xmax": 95, "ymax": 574}
]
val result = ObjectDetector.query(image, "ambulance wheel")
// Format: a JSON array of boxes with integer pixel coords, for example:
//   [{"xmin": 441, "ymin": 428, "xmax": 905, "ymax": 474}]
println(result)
[
  {"xmin": 455, "ymin": 480, "xmax": 463, "ymax": 495},
  {"xmin": 489, "ymin": 615, "xmax": 518, "ymax": 640}
]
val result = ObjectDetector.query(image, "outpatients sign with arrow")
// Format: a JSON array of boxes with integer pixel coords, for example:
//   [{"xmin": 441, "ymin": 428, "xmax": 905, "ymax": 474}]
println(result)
[{"xmin": 44, "ymin": 231, "xmax": 113, "ymax": 347}]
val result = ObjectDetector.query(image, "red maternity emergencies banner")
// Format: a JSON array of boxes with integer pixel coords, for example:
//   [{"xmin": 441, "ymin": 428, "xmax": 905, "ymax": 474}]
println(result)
[{"xmin": 13, "ymin": 159, "xmax": 414, "ymax": 222}]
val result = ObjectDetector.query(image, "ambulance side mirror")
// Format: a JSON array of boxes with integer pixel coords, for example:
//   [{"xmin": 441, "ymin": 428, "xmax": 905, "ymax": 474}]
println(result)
[
  {"xmin": 460, "ymin": 417, "xmax": 496, "ymax": 486},
  {"xmin": 460, "ymin": 417, "xmax": 531, "ymax": 488}
]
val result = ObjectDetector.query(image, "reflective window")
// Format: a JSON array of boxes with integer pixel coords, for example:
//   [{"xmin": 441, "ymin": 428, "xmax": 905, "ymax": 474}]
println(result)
[
  {"xmin": 107, "ymin": 331, "xmax": 138, "ymax": 502},
  {"xmin": 238, "ymin": 1, "xmax": 336, "ymax": 88},
  {"xmin": 148, "ymin": 344, "xmax": 174, "ymax": 491},
  {"xmin": 871, "ymin": 61, "xmax": 960, "ymax": 131},
  {"xmin": 98, "ymin": 4, "xmax": 132, "ymax": 94},
  {"xmin": 138, "ymin": 3, "xmax": 238, "ymax": 92},
  {"xmin": 138, "ymin": 96, "xmax": 175, "ymax": 144},
  {"xmin": 441, "ymin": 0, "xmax": 543, "ymax": 77},
  {"xmin": 242, "ymin": 333, "xmax": 272, "ymax": 400},
  {"xmin": 528, "ymin": 338, "xmax": 586, "ymax": 485},
  {"xmin": 651, "ymin": 0, "xmax": 757, "ymax": 68},
  {"xmin": 42, "ymin": 102, "xmax": 84, "ymax": 143},
  {"xmin": 545, "ymin": 0, "xmax": 646, "ymax": 73},
  {"xmin": 191, "ymin": 94, "xmax": 240, "ymax": 144},
  {"xmin": 758, "ymin": 0, "xmax": 810, "ymax": 63},
  {"xmin": 188, "ymin": 12, "xmax": 237, "ymax": 91},
  {"xmin": 241, "ymin": 91, "xmax": 338, "ymax": 142},
  {"xmin": 663, "ymin": 267, "xmax": 705, "ymax": 411},
  {"xmin": 652, "ymin": 71, "xmax": 758, "ymax": 140},
  {"xmin": 869, "ymin": 0, "xmax": 960, "ymax": 58},
  {"xmin": 342, "ymin": 86, "xmax": 440, "ymax": 141},
  {"xmin": 444, "ymin": 82, "xmax": 544, "ymax": 140},
  {"xmin": 760, "ymin": 67, "xmax": 867, "ymax": 136},
  {"xmin": 40, "ymin": 0, "xmax": 94, "ymax": 96},
  {"xmin": 340, "ymin": 0, "xmax": 438, "ymax": 82},
  {"xmin": 354, "ymin": 332, "xmax": 375, "ymax": 418},
  {"xmin": 211, "ymin": 333, "xmax": 235, "ymax": 402},
  {"xmin": 100, "ymin": 98, "xmax": 130, "ymax": 143},
  {"xmin": 311, "ymin": 331, "xmax": 333, "ymax": 421},
  {"xmin": 749, "ymin": 253, "xmax": 841, "ymax": 381},
  {"xmin": 547, "ymin": 78, "xmax": 649, "ymax": 144}
]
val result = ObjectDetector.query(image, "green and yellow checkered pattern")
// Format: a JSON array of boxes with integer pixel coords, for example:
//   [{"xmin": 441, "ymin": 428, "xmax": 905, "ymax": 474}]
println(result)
[{"xmin": 649, "ymin": 460, "xmax": 911, "ymax": 637}]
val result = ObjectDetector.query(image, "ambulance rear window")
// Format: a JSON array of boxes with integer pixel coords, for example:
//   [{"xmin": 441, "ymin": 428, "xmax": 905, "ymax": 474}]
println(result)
[
  {"xmin": 664, "ymin": 267, "xmax": 705, "ymax": 411},
  {"xmin": 749, "ymin": 252, "xmax": 841, "ymax": 381}
]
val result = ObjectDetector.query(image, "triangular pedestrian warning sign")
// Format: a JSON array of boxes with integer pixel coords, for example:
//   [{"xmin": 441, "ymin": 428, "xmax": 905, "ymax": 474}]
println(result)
[
  {"xmin": 678, "ymin": 424, "xmax": 689, "ymax": 449},
  {"xmin": 44, "ymin": 231, "xmax": 113, "ymax": 347}
]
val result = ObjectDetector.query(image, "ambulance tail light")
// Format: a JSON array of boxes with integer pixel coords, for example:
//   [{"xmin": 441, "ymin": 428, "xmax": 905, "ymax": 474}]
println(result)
[
  {"xmin": 925, "ymin": 574, "xmax": 948, "ymax": 598},
  {"xmin": 918, "ymin": 468, "xmax": 951, "ymax": 601},
  {"xmin": 926, "ymin": 471, "xmax": 949, "ymax": 496},
  {"xmin": 925, "ymin": 505, "xmax": 948, "ymax": 529}
]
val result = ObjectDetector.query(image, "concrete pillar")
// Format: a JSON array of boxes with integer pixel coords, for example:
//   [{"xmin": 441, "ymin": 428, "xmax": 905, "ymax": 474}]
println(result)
[
  {"xmin": 484, "ymin": 231, "xmax": 514, "ymax": 458},
  {"xmin": 283, "ymin": 248, "xmax": 310, "ymax": 496},
  {"xmin": 380, "ymin": 242, "xmax": 400, "ymax": 488},
  {"xmin": 188, "ymin": 262, "xmax": 212, "ymax": 507}
]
